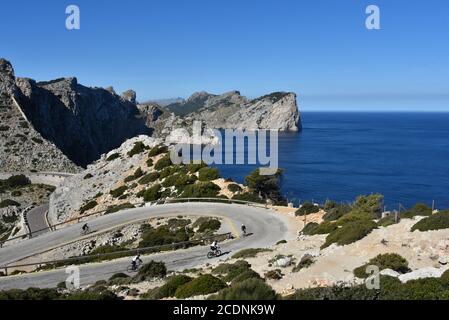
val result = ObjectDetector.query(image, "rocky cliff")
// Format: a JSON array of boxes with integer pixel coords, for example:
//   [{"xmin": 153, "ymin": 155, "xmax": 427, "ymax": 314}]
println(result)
[
  {"xmin": 0, "ymin": 59, "xmax": 80, "ymax": 172},
  {"xmin": 15, "ymin": 75, "xmax": 152, "ymax": 167},
  {"xmin": 159, "ymin": 90, "xmax": 301, "ymax": 132}
]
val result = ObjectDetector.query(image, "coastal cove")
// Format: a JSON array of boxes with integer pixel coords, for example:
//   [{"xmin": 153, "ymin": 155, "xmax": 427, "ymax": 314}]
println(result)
[{"xmin": 215, "ymin": 112, "xmax": 449, "ymax": 209}]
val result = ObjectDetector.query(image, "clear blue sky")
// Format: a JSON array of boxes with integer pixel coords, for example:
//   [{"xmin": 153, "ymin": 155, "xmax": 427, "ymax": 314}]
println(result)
[{"xmin": 1, "ymin": 0, "xmax": 449, "ymax": 111}]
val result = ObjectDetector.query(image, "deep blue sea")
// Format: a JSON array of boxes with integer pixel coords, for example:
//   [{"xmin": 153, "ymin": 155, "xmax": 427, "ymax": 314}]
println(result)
[{"xmin": 214, "ymin": 112, "xmax": 449, "ymax": 210}]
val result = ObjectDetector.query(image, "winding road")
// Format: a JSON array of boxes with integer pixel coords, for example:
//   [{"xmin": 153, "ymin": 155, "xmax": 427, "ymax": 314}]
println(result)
[{"xmin": 0, "ymin": 202, "xmax": 294, "ymax": 290}]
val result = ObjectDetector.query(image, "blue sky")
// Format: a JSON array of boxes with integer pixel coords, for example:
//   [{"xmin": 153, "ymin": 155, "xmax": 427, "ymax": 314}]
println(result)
[{"xmin": 1, "ymin": 0, "xmax": 449, "ymax": 111}]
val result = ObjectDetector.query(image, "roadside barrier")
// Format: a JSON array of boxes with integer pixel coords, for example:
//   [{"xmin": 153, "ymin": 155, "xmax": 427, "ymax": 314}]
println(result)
[
  {"xmin": 0, "ymin": 198, "xmax": 267, "ymax": 247},
  {"xmin": 0, "ymin": 232, "xmax": 232, "ymax": 276}
]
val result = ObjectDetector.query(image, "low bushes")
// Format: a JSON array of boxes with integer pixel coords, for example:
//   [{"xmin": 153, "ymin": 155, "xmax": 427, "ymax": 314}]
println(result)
[
  {"xmin": 411, "ymin": 211, "xmax": 449, "ymax": 232},
  {"xmin": 134, "ymin": 261, "xmax": 167, "ymax": 282},
  {"xmin": 232, "ymin": 192, "xmax": 264, "ymax": 204},
  {"xmin": 212, "ymin": 260, "xmax": 253, "ymax": 283},
  {"xmin": 353, "ymin": 253, "xmax": 410, "ymax": 278},
  {"xmin": 198, "ymin": 167, "xmax": 220, "ymax": 181},
  {"xmin": 197, "ymin": 219, "xmax": 221, "ymax": 233},
  {"xmin": 232, "ymin": 248, "xmax": 271, "ymax": 259},
  {"xmin": 264, "ymin": 269, "xmax": 283, "ymax": 280},
  {"xmin": 138, "ymin": 224, "xmax": 190, "ymax": 248},
  {"xmin": 148, "ymin": 145, "xmax": 168, "ymax": 157},
  {"xmin": 321, "ymin": 219, "xmax": 377, "ymax": 249},
  {"xmin": 180, "ymin": 182, "xmax": 220, "ymax": 198},
  {"xmin": 377, "ymin": 216, "xmax": 397, "ymax": 227},
  {"xmin": 174, "ymin": 274, "xmax": 227, "ymax": 298},
  {"xmin": 110, "ymin": 186, "xmax": 128, "ymax": 198},
  {"xmin": 106, "ymin": 153, "xmax": 120, "ymax": 161},
  {"xmin": 401, "ymin": 203, "xmax": 432, "ymax": 219},
  {"xmin": 105, "ymin": 203, "xmax": 135, "ymax": 214},
  {"xmin": 83, "ymin": 173, "xmax": 93, "ymax": 180},
  {"xmin": 127, "ymin": 142, "xmax": 148, "ymax": 157},
  {"xmin": 79, "ymin": 200, "xmax": 98, "ymax": 214},
  {"xmin": 209, "ymin": 279, "xmax": 277, "ymax": 300},
  {"xmin": 288, "ymin": 275, "xmax": 449, "ymax": 300},
  {"xmin": 0, "ymin": 199, "xmax": 20, "ymax": 208},
  {"xmin": 296, "ymin": 202, "xmax": 320, "ymax": 216},
  {"xmin": 138, "ymin": 172, "xmax": 159, "ymax": 185},
  {"xmin": 124, "ymin": 167, "xmax": 144, "ymax": 183},
  {"xmin": 302, "ymin": 221, "xmax": 338, "ymax": 236},
  {"xmin": 154, "ymin": 154, "xmax": 173, "ymax": 171},
  {"xmin": 141, "ymin": 275, "xmax": 192, "ymax": 300},
  {"xmin": 292, "ymin": 254, "xmax": 315, "ymax": 272},
  {"xmin": 227, "ymin": 183, "xmax": 242, "ymax": 193},
  {"xmin": 141, "ymin": 184, "xmax": 161, "ymax": 202},
  {"xmin": 323, "ymin": 204, "xmax": 352, "ymax": 221}
]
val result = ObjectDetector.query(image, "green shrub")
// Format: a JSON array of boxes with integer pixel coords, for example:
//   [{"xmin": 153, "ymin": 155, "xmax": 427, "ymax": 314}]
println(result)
[
  {"xmin": 198, "ymin": 167, "xmax": 220, "ymax": 181},
  {"xmin": 232, "ymin": 248, "xmax": 271, "ymax": 259},
  {"xmin": 0, "ymin": 199, "xmax": 20, "ymax": 208},
  {"xmin": 0, "ymin": 288, "xmax": 61, "ymax": 300},
  {"xmin": 322, "ymin": 220, "xmax": 377, "ymax": 249},
  {"xmin": 146, "ymin": 158, "xmax": 154, "ymax": 167},
  {"xmin": 138, "ymin": 172, "xmax": 159, "ymax": 185},
  {"xmin": 244, "ymin": 169, "xmax": 284, "ymax": 203},
  {"xmin": 109, "ymin": 273, "xmax": 130, "ymax": 281},
  {"xmin": 276, "ymin": 240, "xmax": 287, "ymax": 245},
  {"xmin": 411, "ymin": 211, "xmax": 449, "ymax": 232},
  {"xmin": 127, "ymin": 142, "xmax": 148, "ymax": 157},
  {"xmin": 302, "ymin": 221, "xmax": 338, "ymax": 235},
  {"xmin": 212, "ymin": 260, "xmax": 252, "ymax": 282},
  {"xmin": 323, "ymin": 204, "xmax": 352, "ymax": 221},
  {"xmin": 135, "ymin": 261, "xmax": 167, "ymax": 281},
  {"xmin": 139, "ymin": 225, "xmax": 189, "ymax": 248},
  {"xmin": 154, "ymin": 154, "xmax": 173, "ymax": 171},
  {"xmin": 0, "ymin": 125, "xmax": 10, "ymax": 131},
  {"xmin": 106, "ymin": 153, "xmax": 120, "ymax": 161},
  {"xmin": 110, "ymin": 185, "xmax": 128, "ymax": 198},
  {"xmin": 149, "ymin": 145, "xmax": 168, "ymax": 157},
  {"xmin": 31, "ymin": 137, "xmax": 43, "ymax": 144},
  {"xmin": 141, "ymin": 275, "xmax": 192, "ymax": 300},
  {"xmin": 352, "ymin": 194, "xmax": 383, "ymax": 218},
  {"xmin": 105, "ymin": 203, "xmax": 135, "ymax": 214},
  {"xmin": 11, "ymin": 190, "xmax": 22, "ymax": 197},
  {"xmin": 1, "ymin": 175, "xmax": 31, "ymax": 189},
  {"xmin": 175, "ymin": 274, "xmax": 227, "ymax": 298},
  {"xmin": 142, "ymin": 184, "xmax": 161, "ymax": 202},
  {"xmin": 197, "ymin": 219, "xmax": 221, "ymax": 233},
  {"xmin": 83, "ymin": 173, "xmax": 93, "ymax": 180},
  {"xmin": 232, "ymin": 192, "xmax": 264, "ymax": 204},
  {"xmin": 296, "ymin": 202, "xmax": 320, "ymax": 216},
  {"xmin": 187, "ymin": 162, "xmax": 207, "ymax": 173},
  {"xmin": 180, "ymin": 182, "xmax": 220, "ymax": 198},
  {"xmin": 210, "ymin": 279, "xmax": 277, "ymax": 300},
  {"xmin": 401, "ymin": 203, "xmax": 432, "ymax": 219},
  {"xmin": 124, "ymin": 167, "xmax": 144, "ymax": 183},
  {"xmin": 80, "ymin": 200, "xmax": 97, "ymax": 214},
  {"xmin": 353, "ymin": 253, "xmax": 410, "ymax": 278},
  {"xmin": 377, "ymin": 216, "xmax": 397, "ymax": 227},
  {"xmin": 227, "ymin": 183, "xmax": 242, "ymax": 193}
]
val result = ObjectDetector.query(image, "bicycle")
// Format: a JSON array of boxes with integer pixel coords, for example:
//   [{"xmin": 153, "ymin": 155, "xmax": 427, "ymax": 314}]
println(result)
[
  {"xmin": 207, "ymin": 247, "xmax": 222, "ymax": 259},
  {"xmin": 127, "ymin": 260, "xmax": 142, "ymax": 272},
  {"xmin": 80, "ymin": 226, "xmax": 90, "ymax": 236}
]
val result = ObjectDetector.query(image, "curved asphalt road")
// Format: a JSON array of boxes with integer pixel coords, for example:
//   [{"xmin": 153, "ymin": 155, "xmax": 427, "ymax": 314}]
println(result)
[
  {"xmin": 26, "ymin": 204, "xmax": 50, "ymax": 237},
  {"xmin": 0, "ymin": 202, "xmax": 293, "ymax": 290}
]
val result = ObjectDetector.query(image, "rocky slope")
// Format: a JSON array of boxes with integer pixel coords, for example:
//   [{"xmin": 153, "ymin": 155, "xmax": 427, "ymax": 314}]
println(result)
[
  {"xmin": 15, "ymin": 77, "xmax": 152, "ymax": 167},
  {"xmin": 164, "ymin": 90, "xmax": 301, "ymax": 131},
  {"xmin": 0, "ymin": 59, "xmax": 80, "ymax": 173},
  {"xmin": 48, "ymin": 136, "xmax": 248, "ymax": 224}
]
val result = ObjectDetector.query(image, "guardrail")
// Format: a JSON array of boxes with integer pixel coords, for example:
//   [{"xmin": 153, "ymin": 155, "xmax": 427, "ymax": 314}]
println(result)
[
  {"xmin": 0, "ymin": 233, "xmax": 232, "ymax": 276},
  {"xmin": 0, "ymin": 197, "xmax": 268, "ymax": 247}
]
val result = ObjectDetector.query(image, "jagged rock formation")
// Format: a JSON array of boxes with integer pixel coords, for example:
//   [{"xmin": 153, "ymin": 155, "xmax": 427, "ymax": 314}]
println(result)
[
  {"xmin": 138, "ymin": 90, "xmax": 301, "ymax": 144},
  {"xmin": 14, "ymin": 76, "xmax": 152, "ymax": 167},
  {"xmin": 165, "ymin": 90, "xmax": 301, "ymax": 131},
  {"xmin": 0, "ymin": 60, "xmax": 80, "ymax": 173},
  {"xmin": 121, "ymin": 89, "xmax": 137, "ymax": 104}
]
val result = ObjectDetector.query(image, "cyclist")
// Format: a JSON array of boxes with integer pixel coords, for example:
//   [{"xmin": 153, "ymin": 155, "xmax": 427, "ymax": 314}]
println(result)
[
  {"xmin": 241, "ymin": 224, "xmax": 247, "ymax": 236},
  {"xmin": 131, "ymin": 253, "xmax": 142, "ymax": 270},
  {"xmin": 210, "ymin": 240, "xmax": 219, "ymax": 253},
  {"xmin": 81, "ymin": 223, "xmax": 89, "ymax": 233}
]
